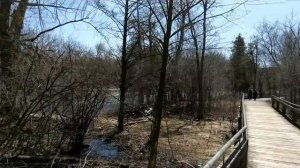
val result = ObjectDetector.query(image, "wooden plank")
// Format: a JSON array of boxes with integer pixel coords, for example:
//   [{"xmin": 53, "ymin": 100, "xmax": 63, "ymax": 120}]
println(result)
[
  {"xmin": 248, "ymin": 159, "xmax": 300, "ymax": 168},
  {"xmin": 245, "ymin": 99, "xmax": 300, "ymax": 168}
]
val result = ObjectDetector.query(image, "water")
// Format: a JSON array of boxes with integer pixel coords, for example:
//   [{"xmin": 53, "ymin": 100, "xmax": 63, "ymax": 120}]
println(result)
[
  {"xmin": 88, "ymin": 138, "xmax": 119, "ymax": 159},
  {"xmin": 101, "ymin": 89, "xmax": 119, "ymax": 113},
  {"xmin": 101, "ymin": 89, "xmax": 155, "ymax": 113}
]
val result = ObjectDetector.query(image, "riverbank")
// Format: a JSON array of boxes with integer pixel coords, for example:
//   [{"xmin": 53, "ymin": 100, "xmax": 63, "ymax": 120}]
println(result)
[{"xmin": 86, "ymin": 114, "xmax": 234, "ymax": 167}]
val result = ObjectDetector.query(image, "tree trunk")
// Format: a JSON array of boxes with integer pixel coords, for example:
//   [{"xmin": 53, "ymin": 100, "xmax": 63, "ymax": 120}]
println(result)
[
  {"xmin": 118, "ymin": 0, "xmax": 129, "ymax": 132},
  {"xmin": 188, "ymin": 1, "xmax": 207, "ymax": 120},
  {"xmin": 197, "ymin": 1, "xmax": 208, "ymax": 120},
  {"xmin": 172, "ymin": 4, "xmax": 186, "ymax": 103},
  {"xmin": 0, "ymin": 0, "xmax": 13, "ymax": 78},
  {"xmin": 11, "ymin": 0, "xmax": 28, "ymax": 38},
  {"xmin": 0, "ymin": 0, "xmax": 28, "ymax": 78},
  {"xmin": 138, "ymin": 88, "xmax": 144, "ymax": 105},
  {"xmin": 0, "ymin": 1, "xmax": 28, "ymax": 117},
  {"xmin": 148, "ymin": 1, "xmax": 173, "ymax": 167},
  {"xmin": 254, "ymin": 42, "xmax": 258, "ymax": 89}
]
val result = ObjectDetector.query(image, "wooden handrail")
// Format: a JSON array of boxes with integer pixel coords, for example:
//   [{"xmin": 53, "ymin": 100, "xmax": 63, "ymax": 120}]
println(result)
[
  {"xmin": 276, "ymin": 97, "xmax": 300, "ymax": 109},
  {"xmin": 272, "ymin": 96, "xmax": 300, "ymax": 128},
  {"xmin": 202, "ymin": 94, "xmax": 248, "ymax": 168},
  {"xmin": 272, "ymin": 96, "xmax": 300, "ymax": 114}
]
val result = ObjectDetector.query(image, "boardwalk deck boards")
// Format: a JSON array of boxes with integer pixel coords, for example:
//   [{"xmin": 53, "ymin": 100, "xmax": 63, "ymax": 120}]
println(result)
[{"xmin": 245, "ymin": 98, "xmax": 300, "ymax": 168}]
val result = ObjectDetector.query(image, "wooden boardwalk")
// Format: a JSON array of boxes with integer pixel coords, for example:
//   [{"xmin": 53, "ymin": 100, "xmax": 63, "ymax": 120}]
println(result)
[{"xmin": 245, "ymin": 98, "xmax": 300, "ymax": 168}]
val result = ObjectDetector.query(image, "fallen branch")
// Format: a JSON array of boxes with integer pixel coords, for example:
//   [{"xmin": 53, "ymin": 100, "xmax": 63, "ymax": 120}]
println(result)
[
  {"xmin": 81, "ymin": 144, "xmax": 95, "ymax": 168},
  {"xmin": 176, "ymin": 160, "xmax": 196, "ymax": 168},
  {"xmin": 125, "ymin": 119, "xmax": 149, "ymax": 126}
]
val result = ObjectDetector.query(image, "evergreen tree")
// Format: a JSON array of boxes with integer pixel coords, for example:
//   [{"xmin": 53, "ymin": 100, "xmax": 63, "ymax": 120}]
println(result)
[{"xmin": 230, "ymin": 34, "xmax": 251, "ymax": 92}]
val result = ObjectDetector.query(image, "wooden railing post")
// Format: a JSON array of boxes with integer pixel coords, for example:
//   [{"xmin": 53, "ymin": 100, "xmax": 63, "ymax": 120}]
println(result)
[
  {"xmin": 291, "ymin": 109, "xmax": 297, "ymax": 123},
  {"xmin": 276, "ymin": 100, "xmax": 280, "ymax": 111},
  {"xmin": 278, "ymin": 103, "xmax": 282, "ymax": 113},
  {"xmin": 272, "ymin": 95, "xmax": 300, "ymax": 129},
  {"xmin": 282, "ymin": 105, "xmax": 286, "ymax": 115},
  {"xmin": 238, "ymin": 116, "xmax": 242, "ymax": 130},
  {"xmin": 238, "ymin": 102, "xmax": 242, "ymax": 130}
]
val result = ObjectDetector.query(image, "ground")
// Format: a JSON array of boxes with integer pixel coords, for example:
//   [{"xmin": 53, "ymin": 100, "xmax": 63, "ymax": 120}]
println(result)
[{"xmin": 85, "ymin": 113, "xmax": 235, "ymax": 168}]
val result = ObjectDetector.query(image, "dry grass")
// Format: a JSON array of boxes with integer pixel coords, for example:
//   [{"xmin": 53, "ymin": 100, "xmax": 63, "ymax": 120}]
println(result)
[{"xmin": 89, "ymin": 114, "xmax": 234, "ymax": 168}]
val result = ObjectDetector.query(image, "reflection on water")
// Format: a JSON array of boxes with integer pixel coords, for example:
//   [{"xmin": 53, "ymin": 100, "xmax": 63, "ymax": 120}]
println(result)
[{"xmin": 88, "ymin": 138, "xmax": 119, "ymax": 159}]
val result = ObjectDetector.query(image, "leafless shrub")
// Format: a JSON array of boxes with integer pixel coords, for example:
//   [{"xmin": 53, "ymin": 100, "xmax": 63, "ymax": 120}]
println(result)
[{"xmin": 0, "ymin": 37, "xmax": 109, "ymax": 160}]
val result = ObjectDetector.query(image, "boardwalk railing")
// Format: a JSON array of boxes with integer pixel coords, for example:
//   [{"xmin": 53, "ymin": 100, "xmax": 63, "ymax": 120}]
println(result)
[
  {"xmin": 202, "ymin": 94, "xmax": 248, "ymax": 168},
  {"xmin": 271, "ymin": 96, "xmax": 300, "ymax": 128}
]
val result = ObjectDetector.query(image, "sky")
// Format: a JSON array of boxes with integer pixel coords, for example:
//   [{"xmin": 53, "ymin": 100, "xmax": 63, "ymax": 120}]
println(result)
[
  {"xmin": 50, "ymin": 0, "xmax": 300, "ymax": 55},
  {"xmin": 219, "ymin": 0, "xmax": 300, "ymax": 51}
]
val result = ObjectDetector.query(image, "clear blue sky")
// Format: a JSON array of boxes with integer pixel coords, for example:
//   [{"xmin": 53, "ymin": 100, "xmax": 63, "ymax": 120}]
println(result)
[
  {"xmin": 52, "ymin": 0, "xmax": 300, "ymax": 53},
  {"xmin": 220, "ymin": 0, "xmax": 300, "ymax": 51}
]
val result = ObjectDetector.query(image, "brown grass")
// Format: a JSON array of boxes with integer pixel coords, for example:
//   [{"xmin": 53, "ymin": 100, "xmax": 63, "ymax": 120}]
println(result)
[{"xmin": 89, "ymin": 114, "xmax": 233, "ymax": 168}]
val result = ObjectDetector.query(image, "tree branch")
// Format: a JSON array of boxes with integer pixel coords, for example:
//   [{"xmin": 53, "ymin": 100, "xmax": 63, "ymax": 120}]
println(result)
[{"xmin": 25, "ymin": 18, "xmax": 88, "ymax": 42}]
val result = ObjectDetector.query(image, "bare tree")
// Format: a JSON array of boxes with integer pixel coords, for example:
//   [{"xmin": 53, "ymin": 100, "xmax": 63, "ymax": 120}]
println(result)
[
  {"xmin": 93, "ymin": 0, "xmax": 146, "ymax": 132},
  {"xmin": 0, "ymin": 0, "xmax": 27, "ymax": 78},
  {"xmin": 145, "ymin": 0, "xmax": 204, "ymax": 167},
  {"xmin": 197, "ymin": 0, "xmax": 209, "ymax": 120},
  {"xmin": 117, "ymin": 0, "xmax": 130, "ymax": 132},
  {"xmin": 147, "ymin": 0, "xmax": 174, "ymax": 166},
  {"xmin": 254, "ymin": 16, "xmax": 300, "ymax": 102},
  {"xmin": 0, "ymin": 0, "xmax": 88, "ymax": 78},
  {"xmin": 187, "ymin": 1, "xmax": 210, "ymax": 120}
]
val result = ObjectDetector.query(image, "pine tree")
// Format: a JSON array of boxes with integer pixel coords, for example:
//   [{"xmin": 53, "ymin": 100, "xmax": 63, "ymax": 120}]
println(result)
[{"xmin": 230, "ymin": 34, "xmax": 251, "ymax": 92}]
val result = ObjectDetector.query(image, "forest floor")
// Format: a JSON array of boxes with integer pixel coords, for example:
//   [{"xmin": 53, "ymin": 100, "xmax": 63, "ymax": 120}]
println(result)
[{"xmin": 84, "ymin": 113, "xmax": 235, "ymax": 168}]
